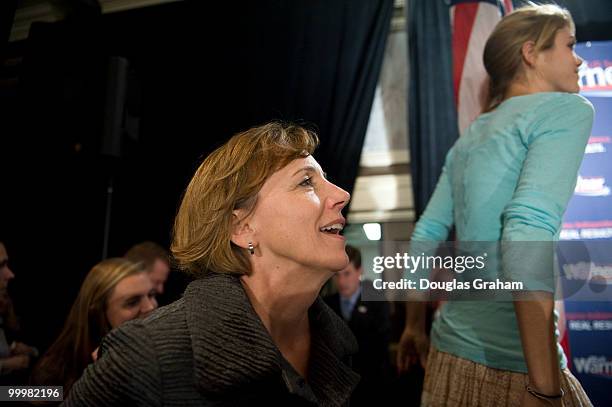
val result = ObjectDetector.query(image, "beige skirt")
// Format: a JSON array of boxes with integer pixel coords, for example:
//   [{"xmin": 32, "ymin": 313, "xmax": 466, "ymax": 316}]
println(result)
[{"xmin": 421, "ymin": 347, "xmax": 593, "ymax": 407}]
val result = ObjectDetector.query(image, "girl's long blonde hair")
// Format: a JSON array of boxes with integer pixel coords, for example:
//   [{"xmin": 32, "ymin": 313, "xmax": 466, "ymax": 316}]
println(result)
[
  {"xmin": 483, "ymin": 3, "xmax": 574, "ymax": 112},
  {"xmin": 31, "ymin": 258, "xmax": 146, "ymax": 395}
]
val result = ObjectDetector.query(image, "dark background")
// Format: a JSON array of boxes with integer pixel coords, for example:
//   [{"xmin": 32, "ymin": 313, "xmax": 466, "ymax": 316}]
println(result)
[{"xmin": 0, "ymin": 0, "xmax": 393, "ymax": 351}]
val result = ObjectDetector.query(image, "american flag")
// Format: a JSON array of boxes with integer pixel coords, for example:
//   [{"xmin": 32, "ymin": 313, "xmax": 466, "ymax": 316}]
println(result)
[{"xmin": 450, "ymin": 0, "xmax": 513, "ymax": 134}]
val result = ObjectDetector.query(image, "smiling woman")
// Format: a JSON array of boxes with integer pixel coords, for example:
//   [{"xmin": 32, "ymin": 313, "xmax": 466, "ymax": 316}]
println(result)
[
  {"xmin": 63, "ymin": 123, "xmax": 360, "ymax": 406},
  {"xmin": 232, "ymin": 155, "xmax": 350, "ymax": 277},
  {"xmin": 171, "ymin": 122, "xmax": 349, "ymax": 278},
  {"xmin": 31, "ymin": 258, "xmax": 156, "ymax": 398}
]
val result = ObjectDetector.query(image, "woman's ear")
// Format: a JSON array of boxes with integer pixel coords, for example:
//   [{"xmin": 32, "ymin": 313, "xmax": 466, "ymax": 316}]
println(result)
[
  {"xmin": 230, "ymin": 209, "xmax": 253, "ymax": 249},
  {"xmin": 521, "ymin": 40, "xmax": 538, "ymax": 67}
]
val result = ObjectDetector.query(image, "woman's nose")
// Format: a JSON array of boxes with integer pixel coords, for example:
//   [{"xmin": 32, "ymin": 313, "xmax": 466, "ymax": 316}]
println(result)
[
  {"xmin": 329, "ymin": 183, "xmax": 350, "ymax": 210},
  {"xmin": 141, "ymin": 297, "xmax": 157, "ymax": 314}
]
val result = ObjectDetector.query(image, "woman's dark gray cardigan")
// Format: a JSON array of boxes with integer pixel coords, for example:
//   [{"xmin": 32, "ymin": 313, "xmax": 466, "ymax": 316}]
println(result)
[{"xmin": 62, "ymin": 273, "xmax": 360, "ymax": 406}]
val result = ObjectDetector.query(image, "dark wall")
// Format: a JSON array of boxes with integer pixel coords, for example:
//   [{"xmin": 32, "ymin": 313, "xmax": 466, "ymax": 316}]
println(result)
[
  {"xmin": 564, "ymin": 0, "xmax": 612, "ymax": 42},
  {"xmin": 515, "ymin": 0, "xmax": 612, "ymax": 42}
]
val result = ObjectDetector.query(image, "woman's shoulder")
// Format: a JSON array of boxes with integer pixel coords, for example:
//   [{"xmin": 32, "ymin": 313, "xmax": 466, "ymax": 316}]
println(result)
[
  {"xmin": 503, "ymin": 91, "xmax": 589, "ymax": 106},
  {"xmin": 506, "ymin": 92, "xmax": 593, "ymax": 120},
  {"xmin": 522, "ymin": 93, "xmax": 594, "ymax": 139},
  {"xmin": 532, "ymin": 92, "xmax": 592, "ymax": 113},
  {"xmin": 64, "ymin": 301, "xmax": 192, "ymax": 406},
  {"xmin": 125, "ymin": 299, "xmax": 192, "ymax": 360},
  {"xmin": 485, "ymin": 93, "xmax": 593, "ymax": 145},
  {"xmin": 93, "ymin": 298, "xmax": 189, "ymax": 371},
  {"xmin": 141, "ymin": 297, "xmax": 188, "ymax": 328}
]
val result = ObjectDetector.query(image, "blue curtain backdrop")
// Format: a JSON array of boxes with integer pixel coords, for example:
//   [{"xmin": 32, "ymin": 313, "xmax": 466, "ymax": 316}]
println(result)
[{"xmin": 407, "ymin": 0, "xmax": 459, "ymax": 217}]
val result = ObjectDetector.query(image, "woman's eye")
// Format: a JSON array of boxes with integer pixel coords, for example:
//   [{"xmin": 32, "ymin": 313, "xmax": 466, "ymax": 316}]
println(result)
[
  {"xmin": 124, "ymin": 299, "xmax": 139, "ymax": 308},
  {"xmin": 299, "ymin": 177, "xmax": 314, "ymax": 187}
]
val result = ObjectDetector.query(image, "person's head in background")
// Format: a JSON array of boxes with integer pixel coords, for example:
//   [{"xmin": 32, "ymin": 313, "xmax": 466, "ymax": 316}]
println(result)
[
  {"xmin": 0, "ymin": 241, "xmax": 18, "ymax": 332},
  {"xmin": 31, "ymin": 258, "xmax": 157, "ymax": 393},
  {"xmin": 0, "ymin": 242, "xmax": 15, "ymax": 287},
  {"xmin": 334, "ymin": 245, "xmax": 363, "ymax": 299},
  {"xmin": 483, "ymin": 2, "xmax": 581, "ymax": 112},
  {"xmin": 0, "ymin": 241, "xmax": 17, "ymax": 324},
  {"xmin": 125, "ymin": 241, "xmax": 170, "ymax": 295}
]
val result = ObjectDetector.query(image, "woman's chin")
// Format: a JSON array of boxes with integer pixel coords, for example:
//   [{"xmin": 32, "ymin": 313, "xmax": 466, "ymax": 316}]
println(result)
[{"xmin": 328, "ymin": 255, "xmax": 350, "ymax": 272}]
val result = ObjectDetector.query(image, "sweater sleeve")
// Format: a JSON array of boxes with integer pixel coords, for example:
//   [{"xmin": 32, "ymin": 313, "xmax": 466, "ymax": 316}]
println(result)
[
  {"xmin": 404, "ymin": 147, "xmax": 456, "ymax": 284},
  {"xmin": 411, "ymin": 146, "xmax": 456, "ymax": 242},
  {"xmin": 501, "ymin": 93, "xmax": 594, "ymax": 291},
  {"xmin": 62, "ymin": 321, "xmax": 163, "ymax": 407}
]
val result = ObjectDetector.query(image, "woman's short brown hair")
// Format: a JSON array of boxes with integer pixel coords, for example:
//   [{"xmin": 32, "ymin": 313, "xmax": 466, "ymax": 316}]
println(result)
[{"xmin": 171, "ymin": 122, "xmax": 319, "ymax": 276}]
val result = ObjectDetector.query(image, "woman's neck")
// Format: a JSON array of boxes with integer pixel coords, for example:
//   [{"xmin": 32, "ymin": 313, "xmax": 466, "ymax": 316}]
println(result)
[
  {"xmin": 240, "ymin": 266, "xmax": 325, "ymax": 342},
  {"xmin": 240, "ymin": 267, "xmax": 326, "ymax": 378},
  {"xmin": 504, "ymin": 77, "xmax": 553, "ymax": 101}
]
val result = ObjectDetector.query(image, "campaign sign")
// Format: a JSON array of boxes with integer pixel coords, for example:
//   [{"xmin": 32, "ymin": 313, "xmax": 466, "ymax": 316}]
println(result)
[{"xmin": 560, "ymin": 41, "xmax": 612, "ymax": 407}]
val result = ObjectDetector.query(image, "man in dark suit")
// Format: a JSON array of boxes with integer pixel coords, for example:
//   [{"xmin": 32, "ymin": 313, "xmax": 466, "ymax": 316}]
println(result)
[{"xmin": 324, "ymin": 245, "xmax": 392, "ymax": 406}]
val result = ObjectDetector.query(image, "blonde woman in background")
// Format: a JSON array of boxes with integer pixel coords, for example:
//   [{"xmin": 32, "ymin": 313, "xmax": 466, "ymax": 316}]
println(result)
[{"xmin": 31, "ymin": 258, "xmax": 157, "ymax": 397}]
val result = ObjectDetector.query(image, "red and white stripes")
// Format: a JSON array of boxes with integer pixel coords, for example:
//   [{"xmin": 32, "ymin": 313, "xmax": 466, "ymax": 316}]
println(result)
[{"xmin": 451, "ymin": 0, "xmax": 513, "ymax": 134}]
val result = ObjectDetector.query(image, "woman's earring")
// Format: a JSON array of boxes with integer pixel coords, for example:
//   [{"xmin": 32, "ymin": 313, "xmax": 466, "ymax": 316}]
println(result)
[{"xmin": 248, "ymin": 242, "xmax": 255, "ymax": 255}]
